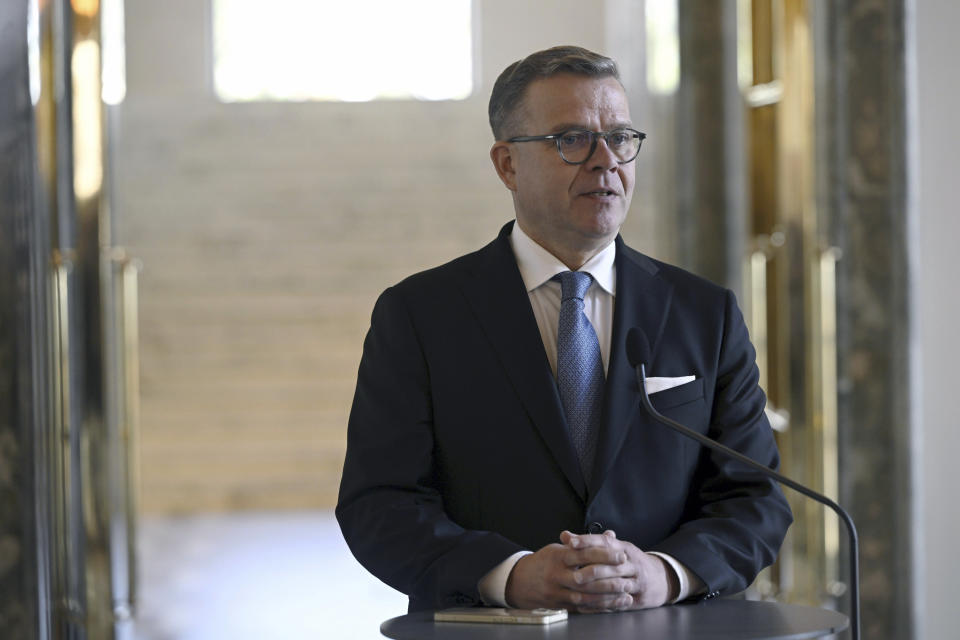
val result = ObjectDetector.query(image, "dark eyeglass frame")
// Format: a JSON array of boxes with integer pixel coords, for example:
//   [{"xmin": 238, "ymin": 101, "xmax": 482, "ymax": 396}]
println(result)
[{"xmin": 507, "ymin": 127, "xmax": 647, "ymax": 165}]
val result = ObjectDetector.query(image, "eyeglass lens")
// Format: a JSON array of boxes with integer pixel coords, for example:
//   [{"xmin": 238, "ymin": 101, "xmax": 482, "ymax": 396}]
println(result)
[{"xmin": 559, "ymin": 129, "xmax": 641, "ymax": 164}]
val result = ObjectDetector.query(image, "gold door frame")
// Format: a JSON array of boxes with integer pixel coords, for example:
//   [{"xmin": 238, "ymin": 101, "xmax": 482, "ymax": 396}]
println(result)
[
  {"xmin": 739, "ymin": 0, "xmax": 843, "ymax": 606},
  {"xmin": 31, "ymin": 0, "xmax": 137, "ymax": 636}
]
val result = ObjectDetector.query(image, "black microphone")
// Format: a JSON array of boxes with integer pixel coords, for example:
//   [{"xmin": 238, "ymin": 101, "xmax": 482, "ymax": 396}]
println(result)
[{"xmin": 625, "ymin": 327, "xmax": 860, "ymax": 640}]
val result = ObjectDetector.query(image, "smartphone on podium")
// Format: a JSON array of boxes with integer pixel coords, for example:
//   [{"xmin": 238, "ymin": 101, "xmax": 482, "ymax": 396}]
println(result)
[{"xmin": 434, "ymin": 607, "xmax": 568, "ymax": 624}]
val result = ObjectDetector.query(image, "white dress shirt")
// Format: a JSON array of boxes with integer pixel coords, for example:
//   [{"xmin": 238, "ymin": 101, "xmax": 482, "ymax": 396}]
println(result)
[
  {"xmin": 511, "ymin": 221, "xmax": 617, "ymax": 377},
  {"xmin": 476, "ymin": 222, "xmax": 703, "ymax": 606}
]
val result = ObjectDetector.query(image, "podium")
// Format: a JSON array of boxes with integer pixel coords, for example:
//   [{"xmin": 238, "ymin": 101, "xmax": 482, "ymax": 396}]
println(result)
[{"xmin": 380, "ymin": 600, "xmax": 849, "ymax": 639}]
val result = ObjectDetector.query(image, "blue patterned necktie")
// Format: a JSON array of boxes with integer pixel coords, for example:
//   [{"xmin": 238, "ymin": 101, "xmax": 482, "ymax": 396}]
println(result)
[{"xmin": 555, "ymin": 271, "xmax": 604, "ymax": 480}]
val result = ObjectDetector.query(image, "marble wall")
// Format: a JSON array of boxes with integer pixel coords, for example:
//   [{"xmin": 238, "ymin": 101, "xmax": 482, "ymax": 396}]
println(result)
[
  {"xmin": 674, "ymin": 1, "xmax": 745, "ymax": 292},
  {"xmin": 819, "ymin": 1, "xmax": 915, "ymax": 638},
  {"xmin": 672, "ymin": 1, "xmax": 917, "ymax": 637},
  {"xmin": 0, "ymin": 2, "xmax": 46, "ymax": 637}
]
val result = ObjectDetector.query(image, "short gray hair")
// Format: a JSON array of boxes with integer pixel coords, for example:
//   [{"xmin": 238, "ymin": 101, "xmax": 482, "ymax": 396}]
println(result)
[{"xmin": 488, "ymin": 45, "xmax": 621, "ymax": 140}]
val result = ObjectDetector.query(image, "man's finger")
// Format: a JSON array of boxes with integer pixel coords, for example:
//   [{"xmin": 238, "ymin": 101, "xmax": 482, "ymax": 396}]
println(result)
[
  {"xmin": 562, "ymin": 530, "xmax": 612, "ymax": 549},
  {"xmin": 561, "ymin": 546, "xmax": 625, "ymax": 568},
  {"xmin": 563, "ymin": 531, "xmax": 621, "ymax": 550},
  {"xmin": 568, "ymin": 591, "xmax": 633, "ymax": 611},
  {"xmin": 572, "ymin": 575, "xmax": 640, "ymax": 595},
  {"xmin": 572, "ymin": 560, "xmax": 636, "ymax": 585}
]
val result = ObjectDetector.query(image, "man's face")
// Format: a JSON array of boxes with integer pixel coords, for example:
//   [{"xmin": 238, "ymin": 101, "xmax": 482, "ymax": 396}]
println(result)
[{"xmin": 492, "ymin": 74, "xmax": 636, "ymax": 264}]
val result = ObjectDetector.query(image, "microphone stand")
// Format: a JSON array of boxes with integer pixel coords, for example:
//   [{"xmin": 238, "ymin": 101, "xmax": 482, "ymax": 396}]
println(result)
[{"xmin": 635, "ymin": 363, "xmax": 860, "ymax": 640}]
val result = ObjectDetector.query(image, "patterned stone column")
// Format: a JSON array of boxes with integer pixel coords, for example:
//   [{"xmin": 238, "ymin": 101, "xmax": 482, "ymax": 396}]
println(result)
[
  {"xmin": 0, "ymin": 2, "xmax": 51, "ymax": 638},
  {"xmin": 669, "ymin": 1, "xmax": 916, "ymax": 636},
  {"xmin": 674, "ymin": 0, "xmax": 746, "ymax": 292},
  {"xmin": 816, "ymin": 1, "xmax": 916, "ymax": 638}
]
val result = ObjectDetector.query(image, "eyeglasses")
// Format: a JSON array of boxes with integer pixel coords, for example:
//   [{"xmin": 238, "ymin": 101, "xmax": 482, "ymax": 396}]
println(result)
[{"xmin": 507, "ymin": 127, "xmax": 646, "ymax": 165}]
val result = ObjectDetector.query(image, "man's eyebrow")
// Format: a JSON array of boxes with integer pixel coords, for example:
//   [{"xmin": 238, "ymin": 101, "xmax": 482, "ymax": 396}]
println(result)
[
  {"xmin": 548, "ymin": 121, "xmax": 635, "ymax": 133},
  {"xmin": 548, "ymin": 122, "xmax": 587, "ymax": 133}
]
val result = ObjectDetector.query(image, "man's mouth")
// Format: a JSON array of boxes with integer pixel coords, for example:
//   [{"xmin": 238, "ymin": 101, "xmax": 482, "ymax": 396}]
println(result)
[{"xmin": 583, "ymin": 189, "xmax": 617, "ymax": 197}]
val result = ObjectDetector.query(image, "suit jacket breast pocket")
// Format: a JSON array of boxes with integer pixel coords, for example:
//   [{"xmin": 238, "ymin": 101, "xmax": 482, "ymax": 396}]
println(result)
[{"xmin": 649, "ymin": 378, "xmax": 704, "ymax": 412}]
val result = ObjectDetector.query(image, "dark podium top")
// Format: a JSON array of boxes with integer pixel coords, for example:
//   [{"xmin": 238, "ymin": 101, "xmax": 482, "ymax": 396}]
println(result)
[{"xmin": 380, "ymin": 600, "xmax": 848, "ymax": 640}]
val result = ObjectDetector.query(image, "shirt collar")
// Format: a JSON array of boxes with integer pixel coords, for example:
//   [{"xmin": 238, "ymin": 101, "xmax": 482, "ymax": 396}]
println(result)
[{"xmin": 509, "ymin": 221, "xmax": 617, "ymax": 296}]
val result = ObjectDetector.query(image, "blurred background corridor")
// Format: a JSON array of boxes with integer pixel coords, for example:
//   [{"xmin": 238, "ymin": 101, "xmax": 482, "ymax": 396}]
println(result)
[{"xmin": 127, "ymin": 512, "xmax": 405, "ymax": 639}]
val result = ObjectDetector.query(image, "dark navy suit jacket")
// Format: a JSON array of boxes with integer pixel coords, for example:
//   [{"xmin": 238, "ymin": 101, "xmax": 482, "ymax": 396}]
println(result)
[{"xmin": 336, "ymin": 222, "xmax": 792, "ymax": 612}]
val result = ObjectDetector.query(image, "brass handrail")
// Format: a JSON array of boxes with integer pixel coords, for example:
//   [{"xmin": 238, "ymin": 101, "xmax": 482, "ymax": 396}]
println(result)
[
  {"xmin": 120, "ymin": 255, "xmax": 142, "ymax": 613},
  {"xmin": 49, "ymin": 250, "xmax": 83, "ymax": 625},
  {"xmin": 811, "ymin": 246, "xmax": 842, "ymax": 594},
  {"xmin": 108, "ymin": 250, "xmax": 142, "ymax": 618}
]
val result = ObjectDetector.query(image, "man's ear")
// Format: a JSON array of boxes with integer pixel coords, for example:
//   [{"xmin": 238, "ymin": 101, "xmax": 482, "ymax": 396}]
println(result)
[{"xmin": 490, "ymin": 142, "xmax": 518, "ymax": 192}]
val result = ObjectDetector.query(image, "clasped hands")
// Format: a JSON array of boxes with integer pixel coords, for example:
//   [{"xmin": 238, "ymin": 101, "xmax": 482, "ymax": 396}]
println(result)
[{"xmin": 504, "ymin": 530, "xmax": 678, "ymax": 613}]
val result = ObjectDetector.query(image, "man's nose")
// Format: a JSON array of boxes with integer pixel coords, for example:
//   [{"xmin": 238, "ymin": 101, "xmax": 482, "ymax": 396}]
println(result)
[{"xmin": 587, "ymin": 136, "xmax": 619, "ymax": 170}]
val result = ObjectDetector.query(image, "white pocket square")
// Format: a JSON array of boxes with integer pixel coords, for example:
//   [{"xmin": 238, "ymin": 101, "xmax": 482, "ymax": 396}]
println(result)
[{"xmin": 644, "ymin": 375, "xmax": 696, "ymax": 395}]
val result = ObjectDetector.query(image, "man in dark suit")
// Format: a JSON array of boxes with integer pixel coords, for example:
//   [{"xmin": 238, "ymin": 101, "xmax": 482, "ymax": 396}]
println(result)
[{"xmin": 336, "ymin": 45, "xmax": 792, "ymax": 614}]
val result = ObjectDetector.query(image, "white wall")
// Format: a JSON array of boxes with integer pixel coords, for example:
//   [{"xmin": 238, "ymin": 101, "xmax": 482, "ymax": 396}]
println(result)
[
  {"xmin": 118, "ymin": 0, "xmax": 658, "ymax": 512},
  {"xmin": 912, "ymin": 1, "xmax": 960, "ymax": 637}
]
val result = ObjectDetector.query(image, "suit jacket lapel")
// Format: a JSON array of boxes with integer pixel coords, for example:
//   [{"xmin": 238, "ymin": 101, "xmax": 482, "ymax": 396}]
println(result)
[
  {"xmin": 589, "ymin": 238, "xmax": 675, "ymax": 498},
  {"xmin": 458, "ymin": 223, "xmax": 588, "ymax": 501}
]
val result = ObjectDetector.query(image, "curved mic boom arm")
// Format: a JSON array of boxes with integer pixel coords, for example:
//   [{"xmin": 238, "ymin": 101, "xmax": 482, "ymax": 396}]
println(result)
[{"xmin": 635, "ymin": 363, "xmax": 860, "ymax": 640}]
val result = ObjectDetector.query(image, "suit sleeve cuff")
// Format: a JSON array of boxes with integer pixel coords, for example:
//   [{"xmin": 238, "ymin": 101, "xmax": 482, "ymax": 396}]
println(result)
[
  {"xmin": 477, "ymin": 551, "xmax": 532, "ymax": 606},
  {"xmin": 648, "ymin": 551, "xmax": 706, "ymax": 603}
]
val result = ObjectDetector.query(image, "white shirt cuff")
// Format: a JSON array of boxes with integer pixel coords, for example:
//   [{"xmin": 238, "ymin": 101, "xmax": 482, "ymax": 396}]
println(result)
[
  {"xmin": 648, "ymin": 551, "xmax": 705, "ymax": 603},
  {"xmin": 477, "ymin": 551, "xmax": 532, "ymax": 606}
]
